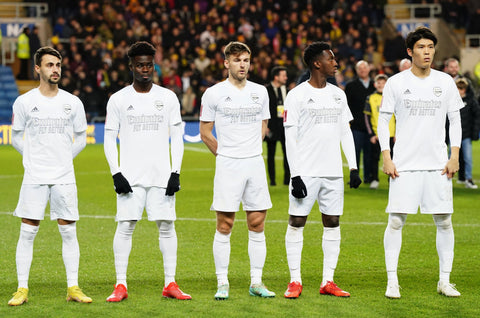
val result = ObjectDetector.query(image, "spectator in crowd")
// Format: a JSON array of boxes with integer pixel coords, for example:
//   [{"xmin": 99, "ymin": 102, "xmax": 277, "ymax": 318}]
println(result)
[
  {"xmin": 345, "ymin": 60, "xmax": 375, "ymax": 184},
  {"xmin": 455, "ymin": 78, "xmax": 480, "ymax": 189},
  {"xmin": 265, "ymin": 66, "xmax": 290, "ymax": 186},
  {"xmin": 364, "ymin": 74, "xmax": 394, "ymax": 189},
  {"xmin": 398, "ymin": 58, "xmax": 412, "ymax": 71},
  {"xmin": 16, "ymin": 27, "xmax": 30, "ymax": 80},
  {"xmin": 29, "ymin": 26, "xmax": 41, "ymax": 79}
]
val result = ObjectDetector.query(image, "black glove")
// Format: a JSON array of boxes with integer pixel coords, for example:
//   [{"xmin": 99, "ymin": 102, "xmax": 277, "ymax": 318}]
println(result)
[
  {"xmin": 291, "ymin": 176, "xmax": 307, "ymax": 199},
  {"xmin": 112, "ymin": 172, "xmax": 133, "ymax": 194},
  {"xmin": 349, "ymin": 169, "xmax": 362, "ymax": 189},
  {"xmin": 165, "ymin": 172, "xmax": 180, "ymax": 196}
]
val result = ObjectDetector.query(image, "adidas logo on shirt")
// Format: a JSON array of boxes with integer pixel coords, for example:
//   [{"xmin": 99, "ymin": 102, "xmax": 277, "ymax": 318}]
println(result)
[
  {"xmin": 127, "ymin": 105, "xmax": 134, "ymax": 111},
  {"xmin": 404, "ymin": 89, "xmax": 411, "ymax": 94},
  {"xmin": 225, "ymin": 97, "xmax": 232, "ymax": 102},
  {"xmin": 307, "ymin": 98, "xmax": 315, "ymax": 104},
  {"xmin": 31, "ymin": 106, "xmax": 39, "ymax": 112}
]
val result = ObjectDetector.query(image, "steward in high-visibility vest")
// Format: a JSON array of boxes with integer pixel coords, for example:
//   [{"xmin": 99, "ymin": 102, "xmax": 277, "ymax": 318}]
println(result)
[{"xmin": 17, "ymin": 28, "xmax": 30, "ymax": 59}]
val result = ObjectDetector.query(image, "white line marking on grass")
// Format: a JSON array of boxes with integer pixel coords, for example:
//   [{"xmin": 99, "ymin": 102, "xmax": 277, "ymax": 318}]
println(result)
[
  {"xmin": 184, "ymin": 145, "xmax": 211, "ymax": 153},
  {"xmin": 1, "ymin": 212, "xmax": 479, "ymax": 227},
  {"xmin": 0, "ymin": 174, "xmax": 23, "ymax": 179}
]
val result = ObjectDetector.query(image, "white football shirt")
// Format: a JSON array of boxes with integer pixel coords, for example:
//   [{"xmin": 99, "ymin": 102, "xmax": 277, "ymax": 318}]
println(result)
[
  {"xmin": 12, "ymin": 88, "xmax": 87, "ymax": 184},
  {"xmin": 200, "ymin": 80, "xmax": 270, "ymax": 158},
  {"xmin": 105, "ymin": 84, "xmax": 182, "ymax": 187},
  {"xmin": 380, "ymin": 69, "xmax": 464, "ymax": 171},
  {"xmin": 284, "ymin": 81, "xmax": 354, "ymax": 177}
]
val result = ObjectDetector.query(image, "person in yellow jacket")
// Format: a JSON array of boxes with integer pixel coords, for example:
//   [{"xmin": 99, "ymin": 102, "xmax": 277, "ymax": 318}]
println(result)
[
  {"xmin": 16, "ymin": 27, "xmax": 30, "ymax": 79},
  {"xmin": 364, "ymin": 74, "xmax": 395, "ymax": 189}
]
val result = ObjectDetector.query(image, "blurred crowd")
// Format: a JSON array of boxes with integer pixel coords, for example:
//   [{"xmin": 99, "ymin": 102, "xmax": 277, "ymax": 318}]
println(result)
[{"xmin": 38, "ymin": 0, "xmax": 480, "ymax": 122}]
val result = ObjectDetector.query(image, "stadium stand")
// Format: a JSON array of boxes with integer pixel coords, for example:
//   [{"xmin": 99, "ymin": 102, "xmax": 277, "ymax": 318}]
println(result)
[{"xmin": 0, "ymin": 65, "xmax": 17, "ymax": 121}]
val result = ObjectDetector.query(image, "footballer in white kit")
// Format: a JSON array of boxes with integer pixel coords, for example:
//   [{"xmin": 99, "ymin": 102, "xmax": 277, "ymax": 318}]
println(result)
[
  {"xmin": 104, "ymin": 41, "xmax": 191, "ymax": 302},
  {"xmin": 9, "ymin": 47, "xmax": 91, "ymax": 306},
  {"xmin": 282, "ymin": 42, "xmax": 361, "ymax": 299},
  {"xmin": 378, "ymin": 27, "xmax": 464, "ymax": 299},
  {"xmin": 200, "ymin": 41, "xmax": 274, "ymax": 300}
]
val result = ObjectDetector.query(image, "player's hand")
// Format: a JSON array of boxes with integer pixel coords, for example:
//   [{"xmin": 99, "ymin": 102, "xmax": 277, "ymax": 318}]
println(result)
[
  {"xmin": 112, "ymin": 172, "xmax": 133, "ymax": 194},
  {"xmin": 165, "ymin": 172, "xmax": 180, "ymax": 196},
  {"xmin": 382, "ymin": 158, "xmax": 399, "ymax": 179},
  {"xmin": 442, "ymin": 157, "xmax": 459, "ymax": 179},
  {"xmin": 349, "ymin": 169, "xmax": 362, "ymax": 188},
  {"xmin": 291, "ymin": 176, "xmax": 307, "ymax": 199}
]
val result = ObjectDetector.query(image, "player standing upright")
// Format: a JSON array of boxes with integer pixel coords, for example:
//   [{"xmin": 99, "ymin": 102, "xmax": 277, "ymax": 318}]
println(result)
[
  {"xmin": 378, "ymin": 27, "xmax": 463, "ymax": 299},
  {"xmin": 104, "ymin": 41, "xmax": 191, "ymax": 302},
  {"xmin": 9, "ymin": 46, "xmax": 91, "ymax": 306},
  {"xmin": 200, "ymin": 41, "xmax": 275, "ymax": 300},
  {"xmin": 283, "ymin": 41, "xmax": 362, "ymax": 299}
]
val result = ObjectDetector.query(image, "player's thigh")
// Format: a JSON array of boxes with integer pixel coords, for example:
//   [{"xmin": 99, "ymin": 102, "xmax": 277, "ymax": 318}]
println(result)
[
  {"xmin": 386, "ymin": 171, "xmax": 423, "ymax": 214},
  {"xmin": 318, "ymin": 177, "xmax": 344, "ymax": 216},
  {"xmin": 288, "ymin": 176, "xmax": 321, "ymax": 216},
  {"xmin": 243, "ymin": 156, "xmax": 272, "ymax": 211},
  {"xmin": 212, "ymin": 156, "xmax": 246, "ymax": 212},
  {"xmin": 420, "ymin": 171, "xmax": 453, "ymax": 214},
  {"xmin": 116, "ymin": 186, "xmax": 147, "ymax": 221},
  {"xmin": 145, "ymin": 187, "xmax": 176, "ymax": 221},
  {"xmin": 50, "ymin": 184, "xmax": 79, "ymax": 221},
  {"xmin": 14, "ymin": 184, "xmax": 50, "ymax": 220}
]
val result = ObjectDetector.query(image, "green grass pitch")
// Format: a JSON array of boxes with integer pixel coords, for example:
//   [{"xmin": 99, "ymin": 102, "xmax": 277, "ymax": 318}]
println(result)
[{"xmin": 0, "ymin": 142, "xmax": 479, "ymax": 317}]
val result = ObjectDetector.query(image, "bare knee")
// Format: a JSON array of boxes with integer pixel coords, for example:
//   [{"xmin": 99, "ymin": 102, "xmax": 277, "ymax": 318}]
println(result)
[
  {"xmin": 289, "ymin": 215, "xmax": 307, "ymax": 228},
  {"xmin": 216, "ymin": 212, "xmax": 235, "ymax": 234}
]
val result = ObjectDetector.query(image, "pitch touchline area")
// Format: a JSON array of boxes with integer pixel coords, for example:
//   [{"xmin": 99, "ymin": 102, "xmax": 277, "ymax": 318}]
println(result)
[{"xmin": 0, "ymin": 211, "xmax": 479, "ymax": 227}]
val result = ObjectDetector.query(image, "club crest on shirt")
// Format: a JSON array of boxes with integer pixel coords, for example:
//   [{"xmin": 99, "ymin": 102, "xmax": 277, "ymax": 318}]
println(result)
[
  {"xmin": 250, "ymin": 93, "xmax": 259, "ymax": 103},
  {"xmin": 63, "ymin": 104, "xmax": 72, "ymax": 114},
  {"xmin": 154, "ymin": 100, "xmax": 164, "ymax": 111},
  {"xmin": 433, "ymin": 87, "xmax": 442, "ymax": 97},
  {"xmin": 333, "ymin": 95, "xmax": 342, "ymax": 104}
]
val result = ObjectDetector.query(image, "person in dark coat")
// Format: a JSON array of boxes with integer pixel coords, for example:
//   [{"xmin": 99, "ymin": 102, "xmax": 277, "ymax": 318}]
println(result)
[
  {"xmin": 344, "ymin": 60, "xmax": 375, "ymax": 183},
  {"xmin": 265, "ymin": 66, "xmax": 290, "ymax": 185}
]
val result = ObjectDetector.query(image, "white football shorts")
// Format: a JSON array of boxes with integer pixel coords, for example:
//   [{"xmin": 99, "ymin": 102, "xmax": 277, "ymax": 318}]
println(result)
[
  {"xmin": 288, "ymin": 176, "xmax": 344, "ymax": 216},
  {"xmin": 116, "ymin": 186, "xmax": 176, "ymax": 221},
  {"xmin": 14, "ymin": 184, "xmax": 79, "ymax": 221},
  {"xmin": 386, "ymin": 170, "xmax": 453, "ymax": 214},
  {"xmin": 211, "ymin": 155, "xmax": 272, "ymax": 212}
]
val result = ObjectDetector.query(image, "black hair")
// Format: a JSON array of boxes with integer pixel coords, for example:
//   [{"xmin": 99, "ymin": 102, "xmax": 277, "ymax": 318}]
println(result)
[
  {"xmin": 270, "ymin": 66, "xmax": 287, "ymax": 79},
  {"xmin": 302, "ymin": 41, "xmax": 331, "ymax": 70},
  {"xmin": 405, "ymin": 27, "xmax": 437, "ymax": 50},
  {"xmin": 127, "ymin": 41, "xmax": 156, "ymax": 60},
  {"xmin": 34, "ymin": 46, "xmax": 62, "ymax": 66}
]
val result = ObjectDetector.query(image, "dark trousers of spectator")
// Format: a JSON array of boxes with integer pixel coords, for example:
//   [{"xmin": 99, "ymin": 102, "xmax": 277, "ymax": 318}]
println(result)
[
  {"xmin": 266, "ymin": 137, "xmax": 290, "ymax": 185},
  {"xmin": 17, "ymin": 58, "xmax": 30, "ymax": 80},
  {"xmin": 352, "ymin": 129, "xmax": 373, "ymax": 183},
  {"xmin": 458, "ymin": 149, "xmax": 465, "ymax": 181},
  {"xmin": 370, "ymin": 137, "xmax": 395, "ymax": 182}
]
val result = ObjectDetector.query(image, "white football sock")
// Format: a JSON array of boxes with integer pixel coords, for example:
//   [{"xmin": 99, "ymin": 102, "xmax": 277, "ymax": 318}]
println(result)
[
  {"xmin": 113, "ymin": 220, "xmax": 136, "ymax": 287},
  {"xmin": 16, "ymin": 223, "xmax": 39, "ymax": 289},
  {"xmin": 384, "ymin": 213, "xmax": 407, "ymax": 285},
  {"xmin": 156, "ymin": 220, "xmax": 177, "ymax": 286},
  {"xmin": 433, "ymin": 214, "xmax": 454, "ymax": 283},
  {"xmin": 58, "ymin": 223, "xmax": 80, "ymax": 287},
  {"xmin": 248, "ymin": 230, "xmax": 266, "ymax": 286},
  {"xmin": 285, "ymin": 224, "xmax": 304, "ymax": 284},
  {"xmin": 213, "ymin": 230, "xmax": 231, "ymax": 286},
  {"xmin": 322, "ymin": 226, "xmax": 341, "ymax": 285}
]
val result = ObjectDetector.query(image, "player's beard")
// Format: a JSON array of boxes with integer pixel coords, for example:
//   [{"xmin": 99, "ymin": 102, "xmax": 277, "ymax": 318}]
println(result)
[{"xmin": 48, "ymin": 77, "xmax": 61, "ymax": 84}]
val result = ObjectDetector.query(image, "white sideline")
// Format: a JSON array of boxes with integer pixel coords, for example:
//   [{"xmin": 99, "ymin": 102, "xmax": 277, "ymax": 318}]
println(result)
[{"xmin": 0, "ymin": 211, "xmax": 478, "ymax": 227}]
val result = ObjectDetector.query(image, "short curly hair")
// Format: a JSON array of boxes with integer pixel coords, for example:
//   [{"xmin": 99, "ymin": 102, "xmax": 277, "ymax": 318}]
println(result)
[
  {"xmin": 302, "ymin": 41, "xmax": 331, "ymax": 70},
  {"xmin": 127, "ymin": 41, "xmax": 156, "ymax": 60}
]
